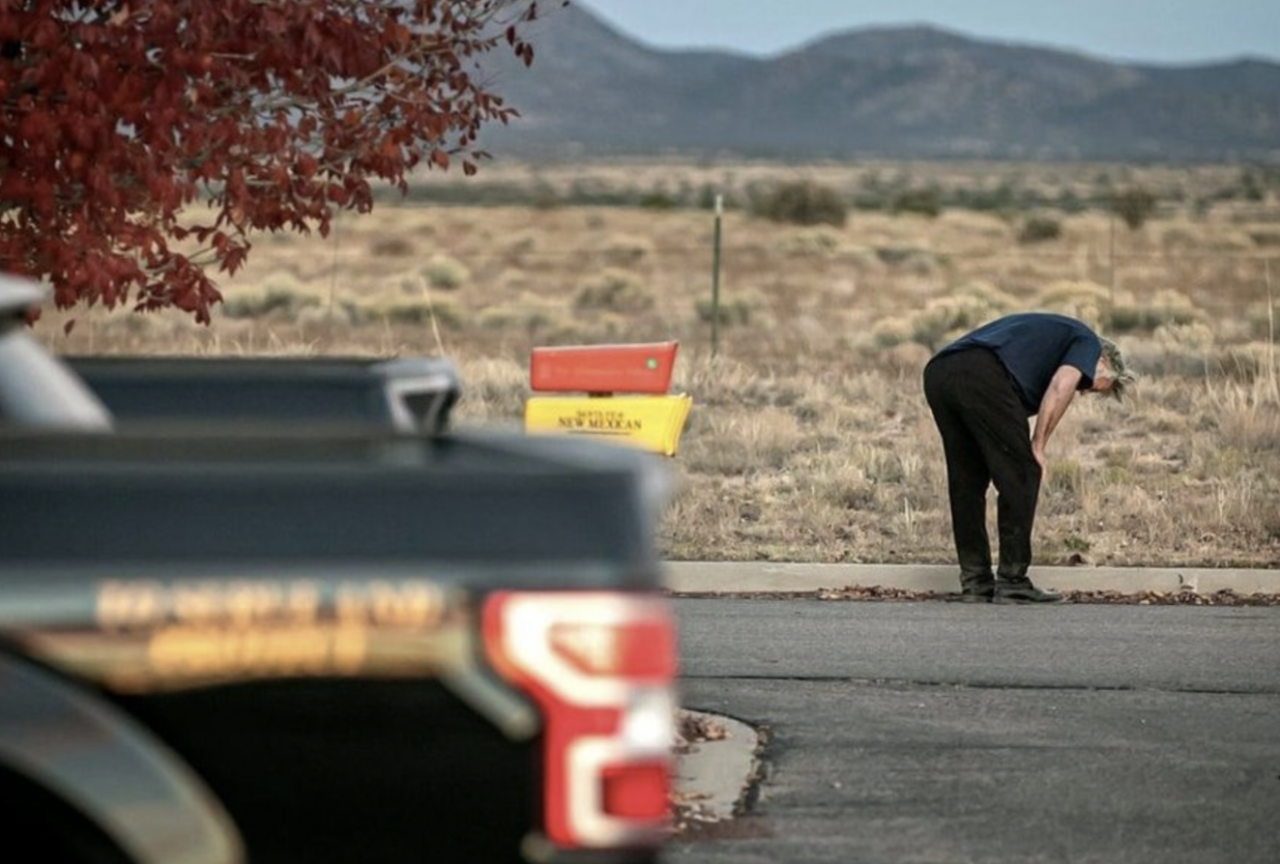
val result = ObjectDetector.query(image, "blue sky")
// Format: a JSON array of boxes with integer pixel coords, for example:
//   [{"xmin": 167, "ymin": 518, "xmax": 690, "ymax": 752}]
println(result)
[{"xmin": 574, "ymin": 1, "xmax": 1280, "ymax": 65}]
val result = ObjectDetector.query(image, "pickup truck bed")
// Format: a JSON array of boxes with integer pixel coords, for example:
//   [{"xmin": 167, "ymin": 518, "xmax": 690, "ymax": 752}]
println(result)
[
  {"xmin": 1, "ymin": 430, "xmax": 661, "ymax": 574},
  {"xmin": 0, "ymin": 279, "xmax": 677, "ymax": 864},
  {"xmin": 67, "ymin": 356, "xmax": 460, "ymax": 434}
]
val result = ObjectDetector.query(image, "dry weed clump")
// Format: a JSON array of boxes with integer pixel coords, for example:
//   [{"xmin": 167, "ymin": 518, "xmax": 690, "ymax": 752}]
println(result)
[
  {"xmin": 36, "ymin": 161, "xmax": 1280, "ymax": 569},
  {"xmin": 574, "ymin": 268, "xmax": 654, "ymax": 313},
  {"xmin": 598, "ymin": 233, "xmax": 654, "ymax": 266},
  {"xmin": 1206, "ymin": 377, "xmax": 1280, "ymax": 453},
  {"xmin": 452, "ymin": 355, "xmax": 527, "ymax": 424},
  {"xmin": 1035, "ymin": 280, "xmax": 1112, "ymax": 323},
  {"xmin": 776, "ymin": 226, "xmax": 845, "ymax": 257},
  {"xmin": 422, "ymin": 254, "xmax": 471, "ymax": 291}
]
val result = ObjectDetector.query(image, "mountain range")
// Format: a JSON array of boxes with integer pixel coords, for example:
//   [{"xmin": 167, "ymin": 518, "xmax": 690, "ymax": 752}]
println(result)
[{"xmin": 475, "ymin": 4, "xmax": 1280, "ymax": 162}]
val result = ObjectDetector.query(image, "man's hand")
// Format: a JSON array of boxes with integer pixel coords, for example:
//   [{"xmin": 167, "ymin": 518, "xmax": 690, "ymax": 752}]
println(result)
[
  {"xmin": 1032, "ymin": 444, "xmax": 1047, "ymax": 475},
  {"xmin": 1031, "ymin": 365, "xmax": 1083, "ymax": 468}
]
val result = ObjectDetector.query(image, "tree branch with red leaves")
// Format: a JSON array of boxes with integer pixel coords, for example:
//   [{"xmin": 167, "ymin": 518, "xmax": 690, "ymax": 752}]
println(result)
[{"xmin": 0, "ymin": 0, "xmax": 554, "ymax": 325}]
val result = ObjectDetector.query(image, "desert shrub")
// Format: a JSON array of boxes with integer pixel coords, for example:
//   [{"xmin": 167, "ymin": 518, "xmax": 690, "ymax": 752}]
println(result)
[
  {"xmin": 1206, "ymin": 376, "xmax": 1280, "ymax": 452},
  {"xmin": 876, "ymin": 342, "xmax": 934, "ymax": 377},
  {"xmin": 1248, "ymin": 229, "xmax": 1280, "ymax": 248},
  {"xmin": 848, "ymin": 443, "xmax": 911, "ymax": 485},
  {"xmin": 1214, "ymin": 343, "xmax": 1277, "ymax": 383},
  {"xmin": 891, "ymin": 187, "xmax": 942, "ymax": 218},
  {"xmin": 870, "ymin": 315, "xmax": 913, "ymax": 348},
  {"xmin": 907, "ymin": 294, "xmax": 1007, "ymax": 351},
  {"xmin": 297, "ymin": 303, "xmax": 358, "ymax": 327},
  {"xmin": 221, "ymin": 271, "xmax": 318, "ymax": 311},
  {"xmin": 1017, "ymin": 216, "xmax": 1062, "ymax": 244},
  {"xmin": 870, "ymin": 283, "xmax": 1013, "ymax": 348},
  {"xmin": 1036, "ymin": 280, "xmax": 1112, "ymax": 325},
  {"xmin": 503, "ymin": 231, "xmax": 538, "ymax": 258},
  {"xmin": 478, "ymin": 292, "xmax": 574, "ymax": 335},
  {"xmin": 818, "ymin": 466, "xmax": 878, "ymax": 511},
  {"xmin": 874, "ymin": 246, "xmax": 942, "ymax": 275},
  {"xmin": 949, "ymin": 182, "xmax": 1018, "ymax": 214},
  {"xmin": 1238, "ymin": 169, "xmax": 1268, "ymax": 202},
  {"xmin": 1113, "ymin": 186, "xmax": 1157, "ymax": 230},
  {"xmin": 1055, "ymin": 189, "xmax": 1087, "ymax": 214},
  {"xmin": 222, "ymin": 287, "xmax": 319, "ymax": 319},
  {"xmin": 695, "ymin": 295, "xmax": 755, "ymax": 327},
  {"xmin": 1131, "ymin": 322, "xmax": 1215, "ymax": 376},
  {"xmin": 1160, "ymin": 226, "xmax": 1201, "ymax": 251},
  {"xmin": 563, "ymin": 179, "xmax": 634, "ymax": 207},
  {"xmin": 638, "ymin": 188, "xmax": 679, "ymax": 210},
  {"xmin": 1106, "ymin": 305, "xmax": 1144, "ymax": 333},
  {"xmin": 954, "ymin": 280, "xmax": 1018, "ymax": 309},
  {"xmin": 375, "ymin": 300, "xmax": 463, "ymax": 328},
  {"xmin": 601, "ymin": 234, "xmax": 653, "ymax": 265},
  {"xmin": 1155, "ymin": 321, "xmax": 1216, "ymax": 353},
  {"xmin": 422, "ymin": 255, "xmax": 470, "ymax": 291},
  {"xmin": 1043, "ymin": 459, "xmax": 1083, "ymax": 511},
  {"xmin": 1203, "ymin": 231, "xmax": 1258, "ymax": 253},
  {"xmin": 574, "ymin": 268, "xmax": 654, "ymax": 313},
  {"xmin": 1107, "ymin": 289, "xmax": 1201, "ymax": 333},
  {"xmin": 752, "ymin": 180, "xmax": 847, "ymax": 227},
  {"xmin": 530, "ymin": 181, "xmax": 560, "ymax": 210},
  {"xmin": 687, "ymin": 408, "xmax": 805, "ymax": 475},
  {"xmin": 1124, "ymin": 324, "xmax": 1234, "ymax": 379},
  {"xmin": 875, "ymin": 283, "xmax": 1015, "ymax": 351},
  {"xmin": 370, "ymin": 236, "xmax": 417, "ymax": 257},
  {"xmin": 451, "ymin": 356, "xmax": 528, "ymax": 422},
  {"xmin": 1244, "ymin": 301, "xmax": 1279, "ymax": 341},
  {"xmin": 777, "ymin": 227, "xmax": 843, "ymax": 257},
  {"xmin": 475, "ymin": 306, "xmax": 520, "ymax": 330}
]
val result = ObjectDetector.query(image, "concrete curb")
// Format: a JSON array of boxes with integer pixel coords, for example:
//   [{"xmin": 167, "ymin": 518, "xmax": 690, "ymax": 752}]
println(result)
[
  {"xmin": 664, "ymin": 561, "xmax": 1280, "ymax": 595},
  {"xmin": 673, "ymin": 710, "xmax": 762, "ymax": 825}
]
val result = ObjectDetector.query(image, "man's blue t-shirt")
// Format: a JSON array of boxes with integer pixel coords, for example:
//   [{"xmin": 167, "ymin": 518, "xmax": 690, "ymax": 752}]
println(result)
[{"xmin": 932, "ymin": 313, "xmax": 1102, "ymax": 415}]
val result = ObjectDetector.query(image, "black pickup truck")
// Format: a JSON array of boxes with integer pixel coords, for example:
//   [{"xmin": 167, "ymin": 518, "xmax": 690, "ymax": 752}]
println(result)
[{"xmin": 0, "ymin": 277, "xmax": 677, "ymax": 864}]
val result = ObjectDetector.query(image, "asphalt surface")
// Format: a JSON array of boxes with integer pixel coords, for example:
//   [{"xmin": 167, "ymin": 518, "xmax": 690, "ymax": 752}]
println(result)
[{"xmin": 664, "ymin": 562, "xmax": 1280, "ymax": 862}]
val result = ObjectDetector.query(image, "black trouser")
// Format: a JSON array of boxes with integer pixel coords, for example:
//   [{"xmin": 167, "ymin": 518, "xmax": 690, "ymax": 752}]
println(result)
[{"xmin": 922, "ymin": 348, "xmax": 1040, "ymax": 581}]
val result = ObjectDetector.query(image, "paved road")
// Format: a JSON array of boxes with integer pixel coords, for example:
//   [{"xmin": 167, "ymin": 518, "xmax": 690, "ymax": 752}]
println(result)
[{"xmin": 663, "ymin": 598, "xmax": 1280, "ymax": 864}]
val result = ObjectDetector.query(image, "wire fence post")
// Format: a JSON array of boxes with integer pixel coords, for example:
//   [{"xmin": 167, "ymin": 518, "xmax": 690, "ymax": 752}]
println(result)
[
  {"xmin": 711, "ymin": 194, "xmax": 723, "ymax": 358},
  {"xmin": 1267, "ymin": 257, "xmax": 1278, "ymax": 405},
  {"xmin": 1108, "ymin": 209, "xmax": 1116, "ymax": 313}
]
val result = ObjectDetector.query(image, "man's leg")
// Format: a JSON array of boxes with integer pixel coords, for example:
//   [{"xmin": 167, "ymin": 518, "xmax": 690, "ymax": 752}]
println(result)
[
  {"xmin": 924, "ymin": 355, "xmax": 994, "ymax": 600},
  {"xmin": 972, "ymin": 401, "xmax": 1060, "ymax": 604},
  {"xmin": 992, "ymin": 460, "xmax": 1039, "ymax": 581},
  {"xmin": 984, "ymin": 435, "xmax": 1060, "ymax": 601},
  {"xmin": 941, "ymin": 426, "xmax": 995, "ymax": 591}
]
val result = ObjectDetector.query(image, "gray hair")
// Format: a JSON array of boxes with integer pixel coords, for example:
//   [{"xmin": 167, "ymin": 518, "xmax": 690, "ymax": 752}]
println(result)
[{"xmin": 1100, "ymin": 337, "xmax": 1134, "ymax": 402}]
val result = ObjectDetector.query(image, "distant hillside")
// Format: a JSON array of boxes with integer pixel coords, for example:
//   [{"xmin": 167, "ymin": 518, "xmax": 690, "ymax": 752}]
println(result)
[{"xmin": 474, "ymin": 4, "xmax": 1280, "ymax": 162}]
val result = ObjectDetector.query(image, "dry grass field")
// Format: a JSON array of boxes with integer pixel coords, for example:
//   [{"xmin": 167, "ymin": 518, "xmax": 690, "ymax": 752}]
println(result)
[{"xmin": 36, "ymin": 160, "xmax": 1280, "ymax": 570}]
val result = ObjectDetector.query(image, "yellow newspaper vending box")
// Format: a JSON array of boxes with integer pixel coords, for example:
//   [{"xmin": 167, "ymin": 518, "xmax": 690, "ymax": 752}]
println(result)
[{"xmin": 523, "ymin": 342, "xmax": 692, "ymax": 457}]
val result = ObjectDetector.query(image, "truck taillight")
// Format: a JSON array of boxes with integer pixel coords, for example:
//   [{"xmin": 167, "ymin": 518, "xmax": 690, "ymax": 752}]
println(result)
[{"xmin": 482, "ymin": 592, "xmax": 677, "ymax": 851}]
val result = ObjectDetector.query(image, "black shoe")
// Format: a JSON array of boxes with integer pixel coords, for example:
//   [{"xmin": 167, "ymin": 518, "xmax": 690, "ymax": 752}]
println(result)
[
  {"xmin": 949, "ymin": 587, "xmax": 994, "ymax": 603},
  {"xmin": 949, "ymin": 573, "xmax": 994, "ymax": 603},
  {"xmin": 993, "ymin": 577, "xmax": 1062, "ymax": 604}
]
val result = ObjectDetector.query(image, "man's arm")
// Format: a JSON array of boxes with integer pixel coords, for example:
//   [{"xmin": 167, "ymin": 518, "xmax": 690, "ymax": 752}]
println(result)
[{"xmin": 1030, "ymin": 365, "xmax": 1084, "ymax": 472}]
